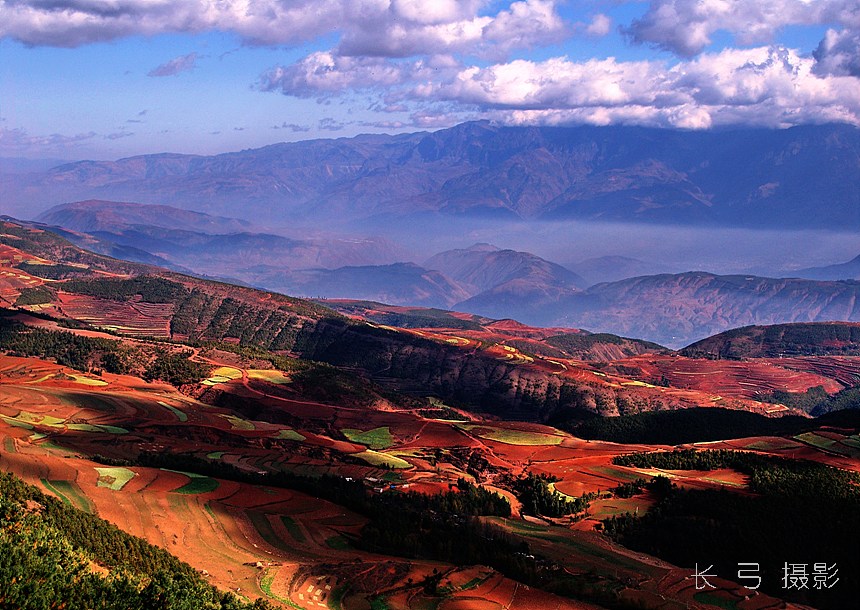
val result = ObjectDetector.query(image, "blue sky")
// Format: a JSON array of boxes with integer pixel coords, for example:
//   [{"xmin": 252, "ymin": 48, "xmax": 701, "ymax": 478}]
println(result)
[{"xmin": 1, "ymin": 1, "xmax": 859, "ymax": 160}]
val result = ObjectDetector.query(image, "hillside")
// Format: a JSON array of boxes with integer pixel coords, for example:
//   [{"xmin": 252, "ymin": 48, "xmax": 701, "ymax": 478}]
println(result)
[
  {"xmin": 36, "ymin": 199, "xmax": 253, "ymax": 233},
  {"xmin": 2, "ymin": 218, "xmax": 860, "ymax": 609},
  {"xmin": 683, "ymin": 322, "xmax": 860, "ymax": 358},
  {"xmin": 793, "ymin": 253, "xmax": 860, "ymax": 281},
  {"xmin": 5, "ymin": 122, "xmax": 860, "ymax": 230},
  {"xmin": 546, "ymin": 272, "xmax": 860, "ymax": 348}
]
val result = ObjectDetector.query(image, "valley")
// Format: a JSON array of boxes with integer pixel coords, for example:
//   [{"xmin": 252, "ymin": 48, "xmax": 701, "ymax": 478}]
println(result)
[{"xmin": 0, "ymin": 218, "xmax": 858, "ymax": 609}]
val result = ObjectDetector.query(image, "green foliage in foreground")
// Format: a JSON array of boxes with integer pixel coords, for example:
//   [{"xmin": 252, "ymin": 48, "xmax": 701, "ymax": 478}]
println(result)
[
  {"xmin": 514, "ymin": 473, "xmax": 592, "ymax": 517},
  {"xmin": 0, "ymin": 470, "xmax": 273, "ymax": 610},
  {"xmin": 143, "ymin": 351, "xmax": 209, "ymax": 386},
  {"xmin": 605, "ymin": 450, "xmax": 860, "ymax": 609},
  {"xmin": 0, "ymin": 315, "xmax": 127, "ymax": 373}
]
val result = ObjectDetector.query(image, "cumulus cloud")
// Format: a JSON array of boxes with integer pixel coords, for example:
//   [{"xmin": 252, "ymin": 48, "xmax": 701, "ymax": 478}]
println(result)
[
  {"xmin": 472, "ymin": 46, "xmax": 860, "ymax": 128},
  {"xmin": 586, "ymin": 14, "xmax": 612, "ymax": 37},
  {"xmin": 259, "ymin": 52, "xmax": 459, "ymax": 98},
  {"xmin": 267, "ymin": 44, "xmax": 860, "ymax": 129},
  {"xmin": 148, "ymin": 52, "xmax": 198, "ymax": 77},
  {"xmin": 0, "ymin": 0, "xmax": 566, "ymax": 58},
  {"xmin": 626, "ymin": 0, "xmax": 859, "ymax": 57},
  {"xmin": 814, "ymin": 28, "xmax": 860, "ymax": 76}
]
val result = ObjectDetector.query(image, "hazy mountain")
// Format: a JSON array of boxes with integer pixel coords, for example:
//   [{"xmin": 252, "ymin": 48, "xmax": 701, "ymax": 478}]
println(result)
[
  {"xmin": 792, "ymin": 254, "xmax": 860, "ymax": 281},
  {"xmin": 32, "ymin": 201, "xmax": 407, "ymax": 278},
  {"xmin": 548, "ymin": 273, "xmax": 860, "ymax": 348},
  {"xmin": 242, "ymin": 263, "xmax": 471, "ymax": 308},
  {"xmin": 425, "ymin": 243, "xmax": 586, "ymax": 292},
  {"xmin": 4, "ymin": 122, "xmax": 859, "ymax": 230},
  {"xmin": 36, "ymin": 199, "xmax": 253, "ymax": 233},
  {"xmin": 682, "ymin": 322, "xmax": 860, "ymax": 358},
  {"xmin": 568, "ymin": 255, "xmax": 676, "ymax": 285}
]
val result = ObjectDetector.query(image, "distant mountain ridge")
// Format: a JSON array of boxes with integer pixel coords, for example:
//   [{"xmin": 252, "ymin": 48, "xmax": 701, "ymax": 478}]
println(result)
[
  {"xmin": 4, "ymin": 122, "xmax": 859, "ymax": 229},
  {"xmin": 792, "ymin": 254, "xmax": 860, "ymax": 281}
]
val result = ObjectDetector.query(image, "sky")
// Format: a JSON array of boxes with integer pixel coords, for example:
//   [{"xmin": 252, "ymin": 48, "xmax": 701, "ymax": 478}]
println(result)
[{"xmin": 1, "ymin": 0, "xmax": 859, "ymax": 160}]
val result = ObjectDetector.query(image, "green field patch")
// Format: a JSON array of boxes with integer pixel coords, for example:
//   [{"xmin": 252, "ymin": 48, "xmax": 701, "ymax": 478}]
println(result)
[
  {"xmin": 702, "ymin": 476, "xmax": 745, "ymax": 487},
  {"xmin": 274, "ymin": 429, "xmax": 305, "ymax": 441},
  {"xmin": 794, "ymin": 432, "xmax": 837, "ymax": 449},
  {"xmin": 589, "ymin": 465, "xmax": 646, "ymax": 482},
  {"xmin": 353, "ymin": 450, "xmax": 411, "ymax": 469},
  {"xmin": 65, "ymin": 423, "xmax": 128, "ymax": 434},
  {"xmin": 505, "ymin": 519, "xmax": 550, "ymax": 533},
  {"xmin": 163, "ymin": 469, "xmax": 220, "ymax": 494},
  {"xmin": 3, "ymin": 437, "xmax": 17, "ymax": 452},
  {"xmin": 455, "ymin": 423, "xmax": 563, "ymax": 446},
  {"xmin": 95, "ymin": 467, "xmax": 136, "ymax": 491},
  {"xmin": 203, "ymin": 367, "xmax": 242, "ymax": 386},
  {"xmin": 40, "ymin": 479, "xmax": 92, "ymax": 513},
  {"xmin": 744, "ymin": 438, "xmax": 801, "ymax": 451},
  {"xmin": 693, "ymin": 591, "xmax": 739, "ymax": 609},
  {"xmin": 69, "ymin": 374, "xmax": 109, "ymax": 386},
  {"xmin": 325, "ymin": 535, "xmax": 351, "ymax": 550},
  {"xmin": 158, "ymin": 401, "xmax": 188, "ymax": 422},
  {"xmin": 279, "ymin": 516, "xmax": 307, "ymax": 543},
  {"xmin": 248, "ymin": 369, "xmax": 290, "ymax": 384},
  {"xmin": 206, "ymin": 451, "xmax": 226, "ymax": 459},
  {"xmin": 342, "ymin": 426, "xmax": 394, "ymax": 450},
  {"xmin": 6, "ymin": 411, "xmax": 65, "ymax": 427},
  {"xmin": 217, "ymin": 414, "xmax": 255, "ymax": 430},
  {"xmin": 259, "ymin": 569, "xmax": 302, "ymax": 609},
  {"xmin": 248, "ymin": 511, "xmax": 294, "ymax": 553},
  {"xmin": 841, "ymin": 434, "xmax": 860, "ymax": 449},
  {"xmin": 25, "ymin": 374, "xmax": 54, "ymax": 384},
  {"xmin": 0, "ymin": 414, "xmax": 34, "ymax": 430}
]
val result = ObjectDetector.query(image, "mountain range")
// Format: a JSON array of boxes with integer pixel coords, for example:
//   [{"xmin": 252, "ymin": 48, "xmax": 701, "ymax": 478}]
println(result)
[
  {"xmin": 5, "ymin": 121, "xmax": 859, "ymax": 230},
  {"xmin": 15, "ymin": 200, "xmax": 860, "ymax": 347}
]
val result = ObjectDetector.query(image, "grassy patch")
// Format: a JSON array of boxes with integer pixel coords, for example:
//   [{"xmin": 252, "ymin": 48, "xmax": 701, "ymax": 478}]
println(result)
[
  {"xmin": 95, "ymin": 467, "xmax": 136, "ymax": 491},
  {"xmin": 158, "ymin": 401, "xmax": 188, "ymax": 422},
  {"xmin": 0, "ymin": 414, "xmax": 34, "ymax": 429},
  {"xmin": 218, "ymin": 414, "xmax": 255, "ymax": 430},
  {"xmin": 456, "ymin": 424, "xmax": 563, "ymax": 446},
  {"xmin": 693, "ymin": 591, "xmax": 739, "ymax": 609},
  {"xmin": 40, "ymin": 479, "xmax": 91, "ymax": 513},
  {"xmin": 248, "ymin": 511, "xmax": 293, "ymax": 553},
  {"xmin": 353, "ymin": 450, "xmax": 410, "ymax": 469},
  {"xmin": 176, "ymin": 476, "xmax": 219, "ymax": 495},
  {"xmin": 69, "ymin": 374, "xmax": 109, "ymax": 386},
  {"xmin": 65, "ymin": 423, "xmax": 128, "ymax": 434},
  {"xmin": 206, "ymin": 451, "xmax": 226, "ymax": 459},
  {"xmin": 590, "ymin": 465, "xmax": 646, "ymax": 482},
  {"xmin": 248, "ymin": 369, "xmax": 290, "ymax": 384},
  {"xmin": 260, "ymin": 568, "xmax": 305, "ymax": 609},
  {"xmin": 279, "ymin": 516, "xmax": 307, "ymax": 543},
  {"xmin": 843, "ymin": 434, "xmax": 860, "ymax": 449},
  {"xmin": 163, "ymin": 469, "xmax": 220, "ymax": 494},
  {"xmin": 274, "ymin": 429, "xmax": 305, "ymax": 441},
  {"xmin": 794, "ymin": 432, "xmax": 836, "ymax": 449},
  {"xmin": 341, "ymin": 426, "xmax": 394, "ymax": 450},
  {"xmin": 325, "ymin": 535, "xmax": 351, "ymax": 550}
]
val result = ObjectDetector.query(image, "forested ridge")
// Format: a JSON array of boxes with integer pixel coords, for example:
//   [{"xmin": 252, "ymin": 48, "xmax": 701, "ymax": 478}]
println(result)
[
  {"xmin": 605, "ymin": 450, "xmax": 860, "ymax": 609},
  {"xmin": 0, "ymin": 471, "xmax": 273, "ymax": 610}
]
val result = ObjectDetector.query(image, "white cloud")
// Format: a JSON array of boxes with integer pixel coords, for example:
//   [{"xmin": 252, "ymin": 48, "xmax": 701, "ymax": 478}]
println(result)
[
  {"xmin": 626, "ymin": 0, "xmax": 860, "ymax": 57},
  {"xmin": 586, "ymin": 13, "xmax": 612, "ymax": 37},
  {"xmin": 0, "ymin": 0, "xmax": 566, "ymax": 58},
  {"xmin": 814, "ymin": 28, "xmax": 860, "ymax": 76},
  {"xmin": 0, "ymin": 126, "xmax": 98, "ymax": 155},
  {"xmin": 148, "ymin": 52, "xmax": 199, "ymax": 77}
]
